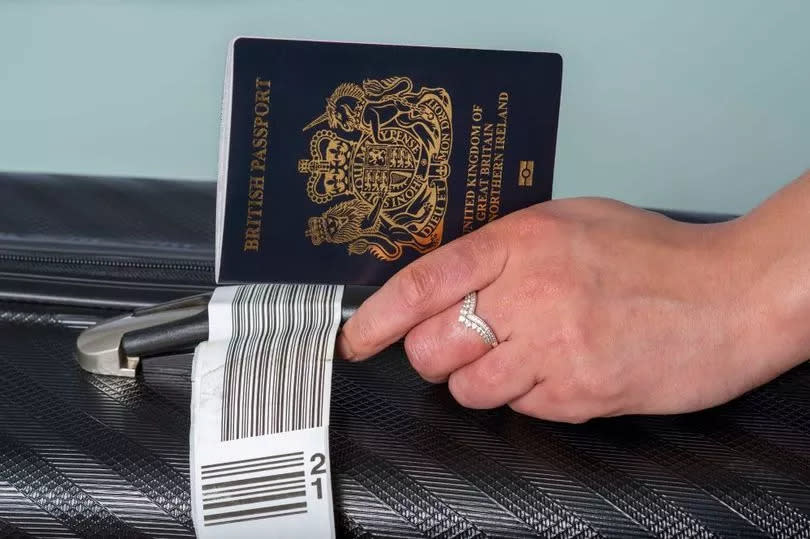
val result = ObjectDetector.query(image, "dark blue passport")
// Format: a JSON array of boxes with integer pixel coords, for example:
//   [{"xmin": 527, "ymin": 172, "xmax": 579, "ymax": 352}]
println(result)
[{"xmin": 215, "ymin": 37, "xmax": 562, "ymax": 285}]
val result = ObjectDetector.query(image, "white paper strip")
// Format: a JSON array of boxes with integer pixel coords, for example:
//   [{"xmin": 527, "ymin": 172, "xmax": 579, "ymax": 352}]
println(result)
[{"xmin": 191, "ymin": 284, "xmax": 342, "ymax": 538}]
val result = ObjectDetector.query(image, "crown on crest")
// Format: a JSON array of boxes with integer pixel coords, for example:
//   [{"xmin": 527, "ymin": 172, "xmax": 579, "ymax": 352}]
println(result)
[{"xmin": 299, "ymin": 129, "xmax": 355, "ymax": 204}]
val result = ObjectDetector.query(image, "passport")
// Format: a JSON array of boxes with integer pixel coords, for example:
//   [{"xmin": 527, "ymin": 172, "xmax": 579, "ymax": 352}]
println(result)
[{"xmin": 215, "ymin": 37, "xmax": 562, "ymax": 285}]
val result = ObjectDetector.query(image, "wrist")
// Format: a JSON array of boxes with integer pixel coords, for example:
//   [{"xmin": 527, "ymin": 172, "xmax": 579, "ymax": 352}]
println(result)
[{"xmin": 724, "ymin": 214, "xmax": 810, "ymax": 380}]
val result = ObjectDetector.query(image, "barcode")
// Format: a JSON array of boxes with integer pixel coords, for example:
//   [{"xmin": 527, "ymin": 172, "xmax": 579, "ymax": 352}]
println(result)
[
  {"xmin": 201, "ymin": 451, "xmax": 307, "ymax": 526},
  {"xmin": 221, "ymin": 284, "xmax": 340, "ymax": 440}
]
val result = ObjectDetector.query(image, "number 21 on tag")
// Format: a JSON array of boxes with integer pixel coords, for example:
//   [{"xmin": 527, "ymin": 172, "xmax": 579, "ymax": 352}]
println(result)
[{"xmin": 310, "ymin": 452, "xmax": 327, "ymax": 499}]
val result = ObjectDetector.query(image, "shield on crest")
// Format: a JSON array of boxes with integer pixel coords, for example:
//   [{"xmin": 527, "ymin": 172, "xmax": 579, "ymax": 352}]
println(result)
[{"xmin": 351, "ymin": 136, "xmax": 420, "ymax": 206}]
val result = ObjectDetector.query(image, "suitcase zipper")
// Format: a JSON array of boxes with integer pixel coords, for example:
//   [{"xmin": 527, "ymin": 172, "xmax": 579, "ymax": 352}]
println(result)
[
  {"xmin": 0, "ymin": 251, "xmax": 214, "ymax": 274},
  {"xmin": 0, "ymin": 308, "xmax": 100, "ymax": 329},
  {"xmin": 0, "ymin": 246, "xmax": 215, "ymax": 310}
]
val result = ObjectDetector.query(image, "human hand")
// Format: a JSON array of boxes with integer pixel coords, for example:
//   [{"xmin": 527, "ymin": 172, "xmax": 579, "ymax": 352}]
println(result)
[{"xmin": 337, "ymin": 197, "xmax": 806, "ymax": 423}]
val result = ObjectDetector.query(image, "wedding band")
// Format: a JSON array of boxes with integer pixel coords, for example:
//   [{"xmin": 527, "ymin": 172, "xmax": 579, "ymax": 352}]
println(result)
[{"xmin": 458, "ymin": 291, "xmax": 498, "ymax": 347}]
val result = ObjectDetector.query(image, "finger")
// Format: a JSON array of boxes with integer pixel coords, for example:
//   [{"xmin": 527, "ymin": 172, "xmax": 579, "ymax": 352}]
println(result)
[
  {"xmin": 404, "ymin": 297, "xmax": 498, "ymax": 383},
  {"xmin": 507, "ymin": 384, "xmax": 594, "ymax": 424},
  {"xmin": 446, "ymin": 341, "xmax": 535, "ymax": 409},
  {"xmin": 340, "ymin": 225, "xmax": 508, "ymax": 360}
]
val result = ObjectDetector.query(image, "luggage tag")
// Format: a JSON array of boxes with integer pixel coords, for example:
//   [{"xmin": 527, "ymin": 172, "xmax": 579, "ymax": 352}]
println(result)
[
  {"xmin": 190, "ymin": 284, "xmax": 342, "ymax": 537},
  {"xmin": 76, "ymin": 285, "xmax": 359, "ymax": 537}
]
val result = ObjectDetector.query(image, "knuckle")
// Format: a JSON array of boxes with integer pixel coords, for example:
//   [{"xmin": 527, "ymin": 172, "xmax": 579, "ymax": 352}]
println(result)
[
  {"xmin": 403, "ymin": 332, "xmax": 441, "ymax": 379},
  {"xmin": 546, "ymin": 323, "xmax": 588, "ymax": 360},
  {"xmin": 508, "ymin": 398, "xmax": 534, "ymax": 417},
  {"xmin": 465, "ymin": 226, "xmax": 507, "ymax": 264},
  {"xmin": 577, "ymin": 369, "xmax": 615, "ymax": 401},
  {"xmin": 531, "ymin": 362, "xmax": 617, "ymax": 422},
  {"xmin": 572, "ymin": 373, "xmax": 599, "ymax": 400},
  {"xmin": 585, "ymin": 366, "xmax": 628, "ymax": 407},
  {"xmin": 519, "ymin": 258, "xmax": 583, "ymax": 303},
  {"xmin": 345, "ymin": 316, "xmax": 379, "ymax": 356},
  {"xmin": 507, "ymin": 380, "xmax": 599, "ymax": 424},
  {"xmin": 471, "ymin": 358, "xmax": 507, "ymax": 393},
  {"xmin": 520, "ymin": 272, "xmax": 565, "ymax": 302},
  {"xmin": 398, "ymin": 262, "xmax": 441, "ymax": 311},
  {"xmin": 448, "ymin": 373, "xmax": 477, "ymax": 408},
  {"xmin": 514, "ymin": 206, "xmax": 563, "ymax": 239},
  {"xmin": 545, "ymin": 382, "xmax": 574, "ymax": 406}
]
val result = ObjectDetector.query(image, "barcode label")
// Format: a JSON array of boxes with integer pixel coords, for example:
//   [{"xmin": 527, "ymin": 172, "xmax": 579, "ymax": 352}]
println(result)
[
  {"xmin": 221, "ymin": 284, "xmax": 339, "ymax": 440},
  {"xmin": 191, "ymin": 284, "xmax": 341, "ymax": 538},
  {"xmin": 201, "ymin": 451, "xmax": 307, "ymax": 526}
]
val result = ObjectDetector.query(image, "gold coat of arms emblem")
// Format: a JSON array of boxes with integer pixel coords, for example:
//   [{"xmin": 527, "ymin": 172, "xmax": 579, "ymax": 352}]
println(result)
[{"xmin": 299, "ymin": 76, "xmax": 452, "ymax": 261}]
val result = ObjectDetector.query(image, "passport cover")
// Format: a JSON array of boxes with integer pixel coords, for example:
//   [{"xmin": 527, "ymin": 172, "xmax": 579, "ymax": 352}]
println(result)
[{"xmin": 216, "ymin": 37, "xmax": 563, "ymax": 285}]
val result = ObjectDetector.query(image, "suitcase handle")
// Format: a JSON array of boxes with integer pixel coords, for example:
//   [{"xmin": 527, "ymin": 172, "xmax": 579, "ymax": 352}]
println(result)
[{"xmin": 76, "ymin": 285, "xmax": 377, "ymax": 377}]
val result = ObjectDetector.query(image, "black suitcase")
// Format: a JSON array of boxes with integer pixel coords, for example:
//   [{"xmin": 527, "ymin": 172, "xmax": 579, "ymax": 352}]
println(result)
[{"xmin": 0, "ymin": 173, "xmax": 808, "ymax": 538}]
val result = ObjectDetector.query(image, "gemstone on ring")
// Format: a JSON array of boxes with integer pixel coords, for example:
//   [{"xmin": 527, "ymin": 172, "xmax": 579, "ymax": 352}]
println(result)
[{"xmin": 458, "ymin": 291, "xmax": 498, "ymax": 347}]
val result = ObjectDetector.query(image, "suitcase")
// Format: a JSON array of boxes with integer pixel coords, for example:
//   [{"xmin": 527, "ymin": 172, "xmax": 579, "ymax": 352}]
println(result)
[{"xmin": 0, "ymin": 172, "xmax": 808, "ymax": 538}]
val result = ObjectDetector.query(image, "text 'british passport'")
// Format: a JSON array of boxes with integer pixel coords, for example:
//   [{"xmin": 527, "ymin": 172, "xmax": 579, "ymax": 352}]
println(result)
[{"xmin": 216, "ymin": 37, "xmax": 563, "ymax": 285}]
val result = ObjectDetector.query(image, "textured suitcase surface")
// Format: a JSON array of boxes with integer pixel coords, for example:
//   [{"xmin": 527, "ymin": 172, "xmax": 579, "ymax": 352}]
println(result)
[{"xmin": 0, "ymin": 173, "xmax": 808, "ymax": 538}]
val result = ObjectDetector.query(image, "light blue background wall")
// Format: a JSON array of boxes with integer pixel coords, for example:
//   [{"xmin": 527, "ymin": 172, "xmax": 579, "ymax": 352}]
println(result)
[{"xmin": 1, "ymin": 0, "xmax": 808, "ymax": 213}]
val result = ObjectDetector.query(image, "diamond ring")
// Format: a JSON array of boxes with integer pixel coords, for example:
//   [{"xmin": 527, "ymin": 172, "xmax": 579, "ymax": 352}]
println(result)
[{"xmin": 458, "ymin": 291, "xmax": 498, "ymax": 347}]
